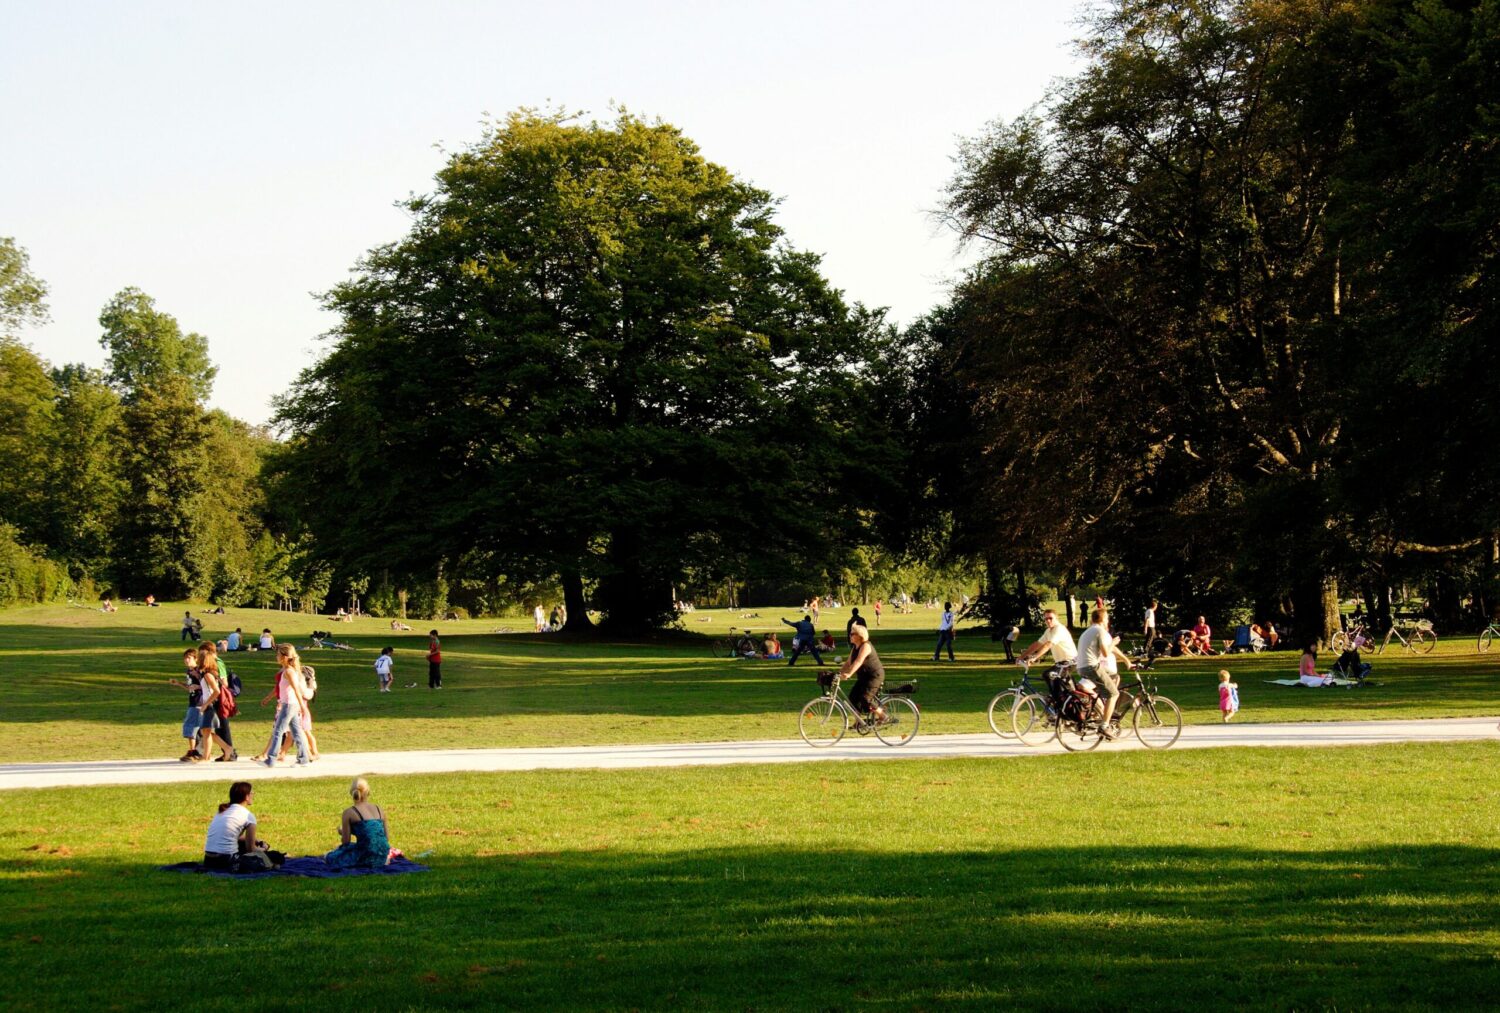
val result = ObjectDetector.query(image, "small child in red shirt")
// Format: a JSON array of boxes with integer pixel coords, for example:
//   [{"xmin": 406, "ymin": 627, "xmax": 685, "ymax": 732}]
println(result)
[{"xmin": 427, "ymin": 630, "xmax": 442, "ymax": 689}]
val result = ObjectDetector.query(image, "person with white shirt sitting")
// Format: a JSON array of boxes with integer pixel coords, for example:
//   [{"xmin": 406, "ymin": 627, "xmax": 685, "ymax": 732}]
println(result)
[
  {"xmin": 1075, "ymin": 607, "xmax": 1134, "ymax": 739},
  {"xmin": 202, "ymin": 781, "xmax": 273, "ymax": 871}
]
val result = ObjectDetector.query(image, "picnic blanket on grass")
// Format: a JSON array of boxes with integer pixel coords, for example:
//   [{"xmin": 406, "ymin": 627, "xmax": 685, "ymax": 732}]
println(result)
[
  {"xmin": 160, "ymin": 855, "xmax": 430, "ymax": 879},
  {"xmin": 1263, "ymin": 678, "xmax": 1370, "ymax": 688}
]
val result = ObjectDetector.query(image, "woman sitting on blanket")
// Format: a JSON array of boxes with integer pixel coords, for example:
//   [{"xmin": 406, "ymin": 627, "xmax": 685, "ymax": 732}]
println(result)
[
  {"xmin": 203, "ymin": 781, "xmax": 275, "ymax": 871},
  {"xmin": 325, "ymin": 777, "xmax": 392, "ymax": 869},
  {"xmin": 1298, "ymin": 644, "xmax": 1330, "ymax": 687}
]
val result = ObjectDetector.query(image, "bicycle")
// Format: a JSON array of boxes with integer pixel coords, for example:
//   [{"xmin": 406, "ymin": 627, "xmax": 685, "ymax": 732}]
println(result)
[
  {"xmin": 1010, "ymin": 664, "xmax": 1182, "ymax": 750},
  {"xmin": 710, "ymin": 627, "xmax": 760, "ymax": 659},
  {"xmin": 797, "ymin": 670, "xmax": 919, "ymax": 747},
  {"xmin": 1477, "ymin": 620, "xmax": 1500, "ymax": 653},
  {"xmin": 1377, "ymin": 619, "xmax": 1436, "ymax": 655},
  {"xmin": 1329, "ymin": 621, "xmax": 1376, "ymax": 655},
  {"xmin": 985, "ymin": 658, "xmax": 1049, "ymax": 738}
]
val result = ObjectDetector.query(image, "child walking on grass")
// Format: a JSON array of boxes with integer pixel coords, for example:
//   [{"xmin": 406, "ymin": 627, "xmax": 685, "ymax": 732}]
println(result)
[
  {"xmin": 374, "ymin": 646, "xmax": 394, "ymax": 693},
  {"xmin": 1218, "ymin": 669, "xmax": 1240, "ymax": 722}
]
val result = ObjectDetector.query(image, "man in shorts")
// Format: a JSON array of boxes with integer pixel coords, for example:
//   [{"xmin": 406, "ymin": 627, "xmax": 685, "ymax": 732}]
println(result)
[{"xmin": 1076, "ymin": 607, "xmax": 1134, "ymax": 738}]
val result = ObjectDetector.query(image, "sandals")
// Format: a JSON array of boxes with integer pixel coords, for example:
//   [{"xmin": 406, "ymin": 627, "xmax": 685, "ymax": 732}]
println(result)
[
  {"xmin": 214, "ymin": 751, "xmax": 238, "ymax": 762},
  {"xmin": 179, "ymin": 750, "xmax": 202, "ymax": 763}
]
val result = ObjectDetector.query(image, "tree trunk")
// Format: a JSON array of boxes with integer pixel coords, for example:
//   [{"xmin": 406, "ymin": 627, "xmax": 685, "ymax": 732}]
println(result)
[
  {"xmin": 1291, "ymin": 575, "xmax": 1340, "ymax": 648},
  {"xmin": 560, "ymin": 570, "xmax": 592, "ymax": 634},
  {"xmin": 1375, "ymin": 581, "xmax": 1393, "ymax": 633}
]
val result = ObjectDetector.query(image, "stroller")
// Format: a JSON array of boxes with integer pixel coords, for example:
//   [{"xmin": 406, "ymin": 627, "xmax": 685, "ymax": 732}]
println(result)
[
  {"xmin": 1226, "ymin": 624, "xmax": 1265, "ymax": 654},
  {"xmin": 1330, "ymin": 649, "xmax": 1373, "ymax": 685}
]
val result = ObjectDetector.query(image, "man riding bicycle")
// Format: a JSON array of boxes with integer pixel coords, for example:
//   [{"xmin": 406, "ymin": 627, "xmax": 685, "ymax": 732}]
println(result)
[
  {"xmin": 1015, "ymin": 609, "xmax": 1078, "ymax": 670},
  {"xmin": 1076, "ymin": 606, "xmax": 1134, "ymax": 738}
]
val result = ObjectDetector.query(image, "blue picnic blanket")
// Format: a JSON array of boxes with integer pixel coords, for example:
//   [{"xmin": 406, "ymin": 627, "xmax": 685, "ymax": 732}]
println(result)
[{"xmin": 160, "ymin": 855, "xmax": 430, "ymax": 879}]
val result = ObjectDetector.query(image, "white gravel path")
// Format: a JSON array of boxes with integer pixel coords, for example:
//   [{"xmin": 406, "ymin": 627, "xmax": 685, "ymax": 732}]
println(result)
[{"xmin": 1, "ymin": 716, "xmax": 1495, "ymax": 790}]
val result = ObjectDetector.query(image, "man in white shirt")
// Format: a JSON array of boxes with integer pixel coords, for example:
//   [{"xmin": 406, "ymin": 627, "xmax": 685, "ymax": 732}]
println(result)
[
  {"xmin": 1016, "ymin": 610, "xmax": 1078, "ymax": 668},
  {"xmin": 1143, "ymin": 600, "xmax": 1157, "ymax": 643},
  {"xmin": 1076, "ymin": 607, "xmax": 1133, "ymax": 738},
  {"xmin": 932, "ymin": 601, "xmax": 956, "ymax": 661}
]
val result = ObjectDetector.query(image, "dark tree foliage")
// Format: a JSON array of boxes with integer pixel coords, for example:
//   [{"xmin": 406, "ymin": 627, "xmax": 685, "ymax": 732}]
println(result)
[
  {"xmin": 274, "ymin": 111, "xmax": 898, "ymax": 632},
  {"xmin": 930, "ymin": 0, "xmax": 1500, "ymax": 642}
]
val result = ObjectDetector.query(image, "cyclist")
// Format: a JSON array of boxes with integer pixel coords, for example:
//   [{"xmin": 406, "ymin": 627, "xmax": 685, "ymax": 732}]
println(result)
[
  {"xmin": 839, "ymin": 623, "xmax": 886, "ymax": 727},
  {"xmin": 1015, "ymin": 609, "xmax": 1078, "ymax": 670},
  {"xmin": 1076, "ymin": 606, "xmax": 1133, "ymax": 738}
]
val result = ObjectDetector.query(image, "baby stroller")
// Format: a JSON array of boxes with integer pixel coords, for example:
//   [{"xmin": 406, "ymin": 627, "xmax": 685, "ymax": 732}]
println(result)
[
  {"xmin": 1330, "ymin": 649, "xmax": 1373, "ymax": 685},
  {"xmin": 1226, "ymin": 624, "xmax": 1265, "ymax": 653}
]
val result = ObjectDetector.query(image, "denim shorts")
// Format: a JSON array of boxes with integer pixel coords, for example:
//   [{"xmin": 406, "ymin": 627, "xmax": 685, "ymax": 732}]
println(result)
[{"xmin": 182, "ymin": 707, "xmax": 203, "ymax": 738}]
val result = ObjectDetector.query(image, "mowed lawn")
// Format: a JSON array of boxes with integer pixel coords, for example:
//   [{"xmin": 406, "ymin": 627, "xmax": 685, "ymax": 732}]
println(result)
[
  {"xmin": 1, "ymin": 742, "xmax": 1497, "ymax": 1010},
  {"xmin": 2, "ymin": 603, "xmax": 1498, "ymax": 762}
]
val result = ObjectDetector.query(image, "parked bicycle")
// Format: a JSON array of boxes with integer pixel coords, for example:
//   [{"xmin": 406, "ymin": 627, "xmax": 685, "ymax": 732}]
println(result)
[
  {"xmin": 1377, "ymin": 619, "xmax": 1436, "ymax": 655},
  {"xmin": 710, "ymin": 627, "xmax": 760, "ymax": 659},
  {"xmin": 798, "ymin": 670, "xmax": 919, "ymax": 747},
  {"xmin": 1477, "ymin": 619, "xmax": 1500, "ymax": 653},
  {"xmin": 1329, "ymin": 621, "xmax": 1375, "ymax": 655},
  {"xmin": 986, "ymin": 659, "xmax": 1048, "ymax": 738},
  {"xmin": 1010, "ymin": 664, "xmax": 1182, "ymax": 750}
]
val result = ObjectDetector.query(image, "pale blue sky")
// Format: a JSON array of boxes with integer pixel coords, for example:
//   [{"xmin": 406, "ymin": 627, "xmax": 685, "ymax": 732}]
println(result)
[{"xmin": 2, "ymin": 1, "xmax": 1086, "ymax": 425}]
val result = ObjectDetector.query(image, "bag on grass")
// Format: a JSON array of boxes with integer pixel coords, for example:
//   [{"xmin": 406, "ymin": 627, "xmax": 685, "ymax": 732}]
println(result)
[{"xmin": 226, "ymin": 670, "xmax": 243, "ymax": 697}]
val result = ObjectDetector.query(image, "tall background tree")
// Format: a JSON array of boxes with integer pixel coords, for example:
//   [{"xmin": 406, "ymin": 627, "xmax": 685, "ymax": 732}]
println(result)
[{"xmin": 274, "ymin": 110, "xmax": 899, "ymax": 632}]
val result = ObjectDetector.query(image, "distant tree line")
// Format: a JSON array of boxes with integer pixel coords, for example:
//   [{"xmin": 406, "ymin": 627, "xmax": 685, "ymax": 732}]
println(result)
[{"xmin": 2, "ymin": 1, "xmax": 1495, "ymax": 635}]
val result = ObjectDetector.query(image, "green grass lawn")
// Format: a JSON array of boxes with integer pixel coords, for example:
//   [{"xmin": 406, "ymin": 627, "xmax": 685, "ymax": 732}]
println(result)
[
  {"xmin": 1, "ymin": 742, "xmax": 1496, "ymax": 1010},
  {"xmin": 1, "ymin": 602, "xmax": 1497, "ymax": 763}
]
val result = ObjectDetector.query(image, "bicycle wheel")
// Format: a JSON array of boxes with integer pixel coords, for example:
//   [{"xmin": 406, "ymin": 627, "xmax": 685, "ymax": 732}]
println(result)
[
  {"xmin": 710, "ymin": 638, "xmax": 728, "ymax": 659},
  {"xmin": 986, "ymin": 690, "xmax": 1019, "ymax": 738},
  {"xmin": 1479, "ymin": 628, "xmax": 1494, "ymax": 653},
  {"xmin": 798, "ymin": 698, "xmax": 847, "ymax": 746},
  {"xmin": 1012, "ymin": 693, "xmax": 1055, "ymax": 746},
  {"xmin": 1329, "ymin": 631, "xmax": 1348, "ymax": 654},
  {"xmin": 1132, "ymin": 695, "xmax": 1183, "ymax": 749},
  {"xmin": 874, "ymin": 697, "xmax": 920, "ymax": 746},
  {"xmin": 1056, "ymin": 712, "xmax": 1101, "ymax": 752},
  {"xmin": 1358, "ymin": 633, "xmax": 1377, "ymax": 654},
  {"xmin": 1409, "ymin": 629, "xmax": 1436, "ymax": 655}
]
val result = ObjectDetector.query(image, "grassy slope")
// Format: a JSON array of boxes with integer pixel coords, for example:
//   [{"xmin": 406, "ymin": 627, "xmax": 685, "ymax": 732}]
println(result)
[
  {"xmin": 1, "ymin": 742, "xmax": 1497, "ymax": 1010},
  {"xmin": 1, "ymin": 602, "xmax": 1497, "ymax": 762}
]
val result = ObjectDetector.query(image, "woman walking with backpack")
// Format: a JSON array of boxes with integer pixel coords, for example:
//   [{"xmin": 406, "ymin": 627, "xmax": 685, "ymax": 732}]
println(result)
[{"xmin": 195, "ymin": 642, "xmax": 238, "ymax": 762}]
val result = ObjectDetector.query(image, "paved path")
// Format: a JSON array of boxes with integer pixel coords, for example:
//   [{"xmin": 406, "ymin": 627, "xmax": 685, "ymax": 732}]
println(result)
[{"xmin": 2, "ymin": 716, "xmax": 1495, "ymax": 791}]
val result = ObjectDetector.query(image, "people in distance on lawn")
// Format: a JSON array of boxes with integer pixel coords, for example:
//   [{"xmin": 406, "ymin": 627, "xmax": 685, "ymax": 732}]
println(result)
[
  {"xmin": 932, "ymin": 601, "xmax": 956, "ymax": 661},
  {"xmin": 820, "ymin": 629, "xmax": 836, "ymax": 653},
  {"xmin": 533, "ymin": 604, "xmax": 546, "ymax": 633},
  {"xmin": 101, "ymin": 597, "xmax": 116, "ymax": 613},
  {"xmin": 873, "ymin": 599, "xmax": 882, "ymax": 627},
  {"xmin": 181, "ymin": 611, "xmax": 198, "ymax": 642},
  {"xmin": 203, "ymin": 781, "xmax": 266, "ymax": 871},
  {"xmin": 1015, "ymin": 609, "xmax": 1078, "ymax": 670},
  {"xmin": 326, "ymin": 777, "xmax": 394, "ymax": 869},
  {"xmin": 1190, "ymin": 616, "xmax": 1214, "ymax": 654},
  {"xmin": 427, "ymin": 630, "xmax": 442, "ymax": 688},
  {"xmin": 1262, "ymin": 621, "xmax": 1280, "ymax": 650},
  {"xmin": 1298, "ymin": 644, "xmax": 1330, "ymax": 687},
  {"xmin": 781, "ymin": 614, "xmax": 824, "ymax": 665},
  {"xmin": 846, "ymin": 607, "xmax": 863, "ymax": 638},
  {"xmin": 375, "ymin": 646, "xmax": 394, "ymax": 692},
  {"xmin": 258, "ymin": 628, "xmax": 275, "ymax": 651},
  {"xmin": 145, "ymin": 593, "xmax": 157, "ymax": 607},
  {"xmin": 1218, "ymin": 669, "xmax": 1240, "ymax": 722},
  {"xmin": 171, "ymin": 648, "xmax": 206, "ymax": 761},
  {"xmin": 390, "ymin": 618, "xmax": 411, "ymax": 631},
  {"xmin": 1002, "ymin": 624, "xmax": 1020, "ymax": 663},
  {"xmin": 840, "ymin": 623, "xmax": 886, "ymax": 728},
  {"xmin": 761, "ymin": 632, "xmax": 783, "ymax": 660},
  {"xmin": 1143, "ymin": 599, "xmax": 1158, "ymax": 644}
]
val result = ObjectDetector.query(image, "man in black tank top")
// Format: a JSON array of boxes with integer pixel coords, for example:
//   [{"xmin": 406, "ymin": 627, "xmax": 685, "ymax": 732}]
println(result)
[{"xmin": 840, "ymin": 623, "xmax": 886, "ymax": 726}]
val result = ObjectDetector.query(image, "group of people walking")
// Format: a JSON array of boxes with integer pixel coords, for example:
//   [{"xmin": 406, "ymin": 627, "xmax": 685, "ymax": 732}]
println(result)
[{"xmin": 169, "ymin": 641, "xmax": 318, "ymax": 766}]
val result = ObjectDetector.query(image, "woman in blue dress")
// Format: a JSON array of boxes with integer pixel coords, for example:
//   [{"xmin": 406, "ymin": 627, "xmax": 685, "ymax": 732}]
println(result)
[{"xmin": 325, "ymin": 777, "xmax": 391, "ymax": 869}]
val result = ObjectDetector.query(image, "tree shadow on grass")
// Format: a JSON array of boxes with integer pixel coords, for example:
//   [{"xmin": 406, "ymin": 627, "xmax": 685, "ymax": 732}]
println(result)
[{"xmin": 3, "ymin": 844, "xmax": 1496, "ymax": 1010}]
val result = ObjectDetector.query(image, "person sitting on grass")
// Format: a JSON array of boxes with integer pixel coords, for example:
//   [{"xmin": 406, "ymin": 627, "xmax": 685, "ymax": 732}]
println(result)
[
  {"xmin": 101, "ymin": 598, "xmax": 117, "ymax": 613},
  {"xmin": 820, "ymin": 629, "xmax": 837, "ymax": 653},
  {"xmin": 325, "ymin": 777, "xmax": 393, "ymax": 869},
  {"xmin": 390, "ymin": 619, "xmax": 412, "ymax": 631},
  {"xmin": 1190, "ymin": 616, "xmax": 1215, "ymax": 655},
  {"xmin": 762, "ymin": 632, "xmax": 783, "ymax": 660},
  {"xmin": 1298, "ymin": 644, "xmax": 1330, "ymax": 687},
  {"xmin": 203, "ymin": 781, "xmax": 273, "ymax": 872}
]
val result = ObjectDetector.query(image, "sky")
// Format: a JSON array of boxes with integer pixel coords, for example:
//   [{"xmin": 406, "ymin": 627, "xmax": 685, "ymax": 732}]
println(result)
[{"xmin": 1, "ymin": 1, "xmax": 1087, "ymax": 426}]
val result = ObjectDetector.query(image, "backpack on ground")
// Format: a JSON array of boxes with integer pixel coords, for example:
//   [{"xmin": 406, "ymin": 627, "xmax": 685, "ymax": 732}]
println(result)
[{"xmin": 226, "ymin": 669, "xmax": 243, "ymax": 697}]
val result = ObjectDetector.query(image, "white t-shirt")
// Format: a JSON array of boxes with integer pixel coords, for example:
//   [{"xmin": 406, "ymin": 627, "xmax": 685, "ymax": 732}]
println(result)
[
  {"xmin": 939, "ymin": 610, "xmax": 955, "ymax": 632},
  {"xmin": 204, "ymin": 804, "xmax": 255, "ymax": 855},
  {"xmin": 1143, "ymin": 606, "xmax": 1156, "ymax": 629},
  {"xmin": 374, "ymin": 655, "xmax": 393, "ymax": 678},
  {"xmin": 1077, "ymin": 624, "xmax": 1114, "ymax": 672},
  {"xmin": 259, "ymin": 633, "xmax": 273, "ymax": 649},
  {"xmin": 1035, "ymin": 623, "xmax": 1077, "ymax": 663}
]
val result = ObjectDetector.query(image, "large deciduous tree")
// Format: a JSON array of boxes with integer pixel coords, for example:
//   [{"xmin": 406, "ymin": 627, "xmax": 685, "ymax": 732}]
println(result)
[{"xmin": 275, "ymin": 111, "xmax": 894, "ymax": 631}]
